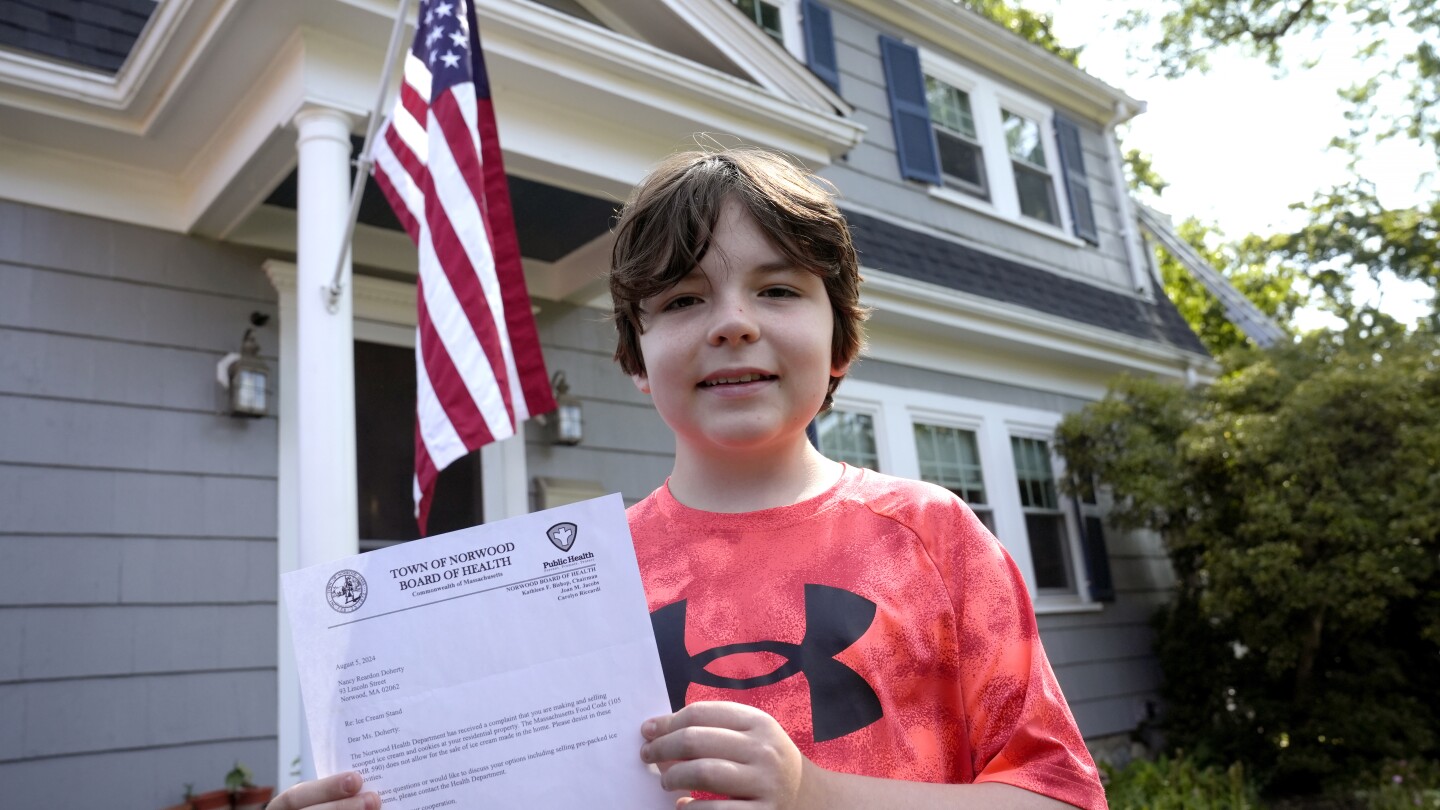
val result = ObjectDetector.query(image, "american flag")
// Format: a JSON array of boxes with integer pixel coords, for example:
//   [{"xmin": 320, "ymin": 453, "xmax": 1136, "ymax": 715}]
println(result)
[{"xmin": 371, "ymin": 0, "xmax": 555, "ymax": 534}]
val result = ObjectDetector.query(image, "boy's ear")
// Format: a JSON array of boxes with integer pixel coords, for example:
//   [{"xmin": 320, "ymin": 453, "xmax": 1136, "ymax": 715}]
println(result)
[
  {"xmin": 830, "ymin": 357, "xmax": 852, "ymax": 378},
  {"xmin": 631, "ymin": 373, "xmax": 651, "ymax": 395}
]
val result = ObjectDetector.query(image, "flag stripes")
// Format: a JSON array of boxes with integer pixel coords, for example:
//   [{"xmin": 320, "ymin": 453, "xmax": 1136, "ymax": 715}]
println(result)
[{"xmin": 372, "ymin": 0, "xmax": 555, "ymax": 533}]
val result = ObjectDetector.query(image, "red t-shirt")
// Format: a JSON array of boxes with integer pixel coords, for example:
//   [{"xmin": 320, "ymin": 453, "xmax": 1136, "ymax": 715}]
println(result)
[{"xmin": 629, "ymin": 465, "xmax": 1106, "ymax": 810}]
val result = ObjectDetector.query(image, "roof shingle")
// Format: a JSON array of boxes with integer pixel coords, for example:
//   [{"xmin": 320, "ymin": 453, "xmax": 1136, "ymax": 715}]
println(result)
[
  {"xmin": 0, "ymin": 0, "xmax": 156, "ymax": 74},
  {"xmin": 843, "ymin": 209, "xmax": 1208, "ymax": 356}
]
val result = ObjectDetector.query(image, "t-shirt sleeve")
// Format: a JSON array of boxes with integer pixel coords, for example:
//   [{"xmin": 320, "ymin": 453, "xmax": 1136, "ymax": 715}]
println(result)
[{"xmin": 919, "ymin": 492, "xmax": 1108, "ymax": 810}]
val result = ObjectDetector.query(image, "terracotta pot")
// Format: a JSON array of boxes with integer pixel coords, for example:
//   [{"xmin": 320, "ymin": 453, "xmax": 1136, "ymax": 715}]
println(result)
[
  {"xmin": 233, "ymin": 785, "xmax": 274, "ymax": 810},
  {"xmin": 189, "ymin": 789, "xmax": 231, "ymax": 810}
]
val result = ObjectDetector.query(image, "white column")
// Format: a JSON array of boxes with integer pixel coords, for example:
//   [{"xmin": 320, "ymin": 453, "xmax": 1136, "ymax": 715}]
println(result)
[
  {"xmin": 481, "ymin": 433, "xmax": 529, "ymax": 521},
  {"xmin": 263, "ymin": 260, "xmax": 305, "ymax": 786},
  {"xmin": 294, "ymin": 106, "xmax": 360, "ymax": 568}
]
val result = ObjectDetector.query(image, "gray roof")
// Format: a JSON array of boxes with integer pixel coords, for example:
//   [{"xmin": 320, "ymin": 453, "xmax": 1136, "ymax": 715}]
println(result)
[
  {"xmin": 0, "ymin": 0, "xmax": 156, "ymax": 74},
  {"xmin": 843, "ymin": 209, "xmax": 1208, "ymax": 356}
]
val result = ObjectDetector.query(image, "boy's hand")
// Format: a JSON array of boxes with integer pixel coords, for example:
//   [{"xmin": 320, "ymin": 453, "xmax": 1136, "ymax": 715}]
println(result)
[
  {"xmin": 640, "ymin": 701, "xmax": 822, "ymax": 809},
  {"xmin": 267, "ymin": 772, "xmax": 379, "ymax": 810}
]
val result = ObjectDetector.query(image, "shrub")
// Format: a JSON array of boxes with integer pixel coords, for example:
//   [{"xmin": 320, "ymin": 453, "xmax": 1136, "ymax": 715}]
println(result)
[
  {"xmin": 1103, "ymin": 754, "xmax": 1264, "ymax": 809},
  {"xmin": 1350, "ymin": 759, "xmax": 1440, "ymax": 810},
  {"xmin": 1058, "ymin": 329, "xmax": 1440, "ymax": 791}
]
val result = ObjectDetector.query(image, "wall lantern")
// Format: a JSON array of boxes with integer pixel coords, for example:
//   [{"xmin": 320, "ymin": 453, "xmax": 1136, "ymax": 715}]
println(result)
[
  {"xmin": 550, "ymin": 370, "xmax": 583, "ymax": 446},
  {"xmin": 216, "ymin": 324, "xmax": 271, "ymax": 418}
]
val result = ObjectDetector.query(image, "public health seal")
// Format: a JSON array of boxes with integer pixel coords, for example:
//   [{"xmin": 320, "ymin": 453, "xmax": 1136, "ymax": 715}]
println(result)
[
  {"xmin": 326, "ymin": 569, "xmax": 368, "ymax": 613},
  {"xmin": 547, "ymin": 522, "xmax": 578, "ymax": 552}
]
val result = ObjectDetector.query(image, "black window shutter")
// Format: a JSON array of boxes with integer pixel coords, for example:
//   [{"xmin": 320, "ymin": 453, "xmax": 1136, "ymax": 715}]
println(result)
[
  {"xmin": 1054, "ymin": 114, "xmax": 1099, "ymax": 244},
  {"xmin": 879, "ymin": 35, "xmax": 941, "ymax": 185},
  {"xmin": 802, "ymin": 0, "xmax": 840, "ymax": 93},
  {"xmin": 1078, "ymin": 509, "xmax": 1116, "ymax": 602}
]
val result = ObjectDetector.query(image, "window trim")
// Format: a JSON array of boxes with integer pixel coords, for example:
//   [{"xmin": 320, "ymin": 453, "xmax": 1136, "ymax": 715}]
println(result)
[
  {"xmin": 1005, "ymin": 429, "xmax": 1084, "ymax": 596},
  {"xmin": 924, "ymin": 75, "xmax": 989, "ymax": 199},
  {"xmin": 918, "ymin": 51, "xmax": 1078, "ymax": 243},
  {"xmin": 730, "ymin": 0, "xmax": 806, "ymax": 63},
  {"xmin": 909, "ymin": 411, "xmax": 996, "ymax": 528},
  {"xmin": 833, "ymin": 379, "xmax": 1096, "ymax": 613}
]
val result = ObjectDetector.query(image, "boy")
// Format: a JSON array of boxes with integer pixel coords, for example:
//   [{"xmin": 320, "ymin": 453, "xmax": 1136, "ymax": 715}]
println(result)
[{"xmin": 272, "ymin": 149, "xmax": 1105, "ymax": 810}]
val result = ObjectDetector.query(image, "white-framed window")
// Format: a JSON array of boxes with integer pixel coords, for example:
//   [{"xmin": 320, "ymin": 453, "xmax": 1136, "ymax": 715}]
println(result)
[
  {"xmin": 1010, "ymin": 434, "xmax": 1073, "ymax": 593},
  {"xmin": 925, "ymin": 76, "xmax": 988, "ymax": 199},
  {"xmin": 728, "ymin": 0, "xmax": 806, "ymax": 60},
  {"xmin": 913, "ymin": 420, "xmax": 995, "ymax": 531},
  {"xmin": 1002, "ymin": 110, "xmax": 1059, "ymax": 226},
  {"xmin": 815, "ymin": 405, "xmax": 882, "ymax": 471},
  {"xmin": 919, "ymin": 53, "xmax": 1074, "ymax": 239},
  {"xmin": 733, "ymin": 0, "xmax": 784, "ymax": 42},
  {"xmin": 828, "ymin": 379, "xmax": 1095, "ymax": 612}
]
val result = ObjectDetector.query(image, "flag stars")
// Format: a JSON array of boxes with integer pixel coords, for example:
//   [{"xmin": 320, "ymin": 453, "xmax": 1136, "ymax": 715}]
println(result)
[
  {"xmin": 448, "ymin": 29, "xmax": 468, "ymax": 48},
  {"xmin": 440, "ymin": 51, "xmax": 461, "ymax": 68},
  {"xmin": 426, "ymin": 27, "xmax": 443, "ymax": 46},
  {"xmin": 435, "ymin": 1, "xmax": 454, "ymax": 17}
]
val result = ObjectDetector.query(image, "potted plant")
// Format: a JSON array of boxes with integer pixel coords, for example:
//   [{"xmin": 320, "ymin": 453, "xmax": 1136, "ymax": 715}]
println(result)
[{"xmin": 226, "ymin": 762, "xmax": 274, "ymax": 810}]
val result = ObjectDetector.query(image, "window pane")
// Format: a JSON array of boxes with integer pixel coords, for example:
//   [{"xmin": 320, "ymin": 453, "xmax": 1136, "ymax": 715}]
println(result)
[
  {"xmin": 1014, "ymin": 163, "xmax": 1058, "ymax": 225},
  {"xmin": 1011, "ymin": 436, "xmax": 1058, "ymax": 509},
  {"xmin": 914, "ymin": 423, "xmax": 987, "ymax": 506},
  {"xmin": 816, "ymin": 410, "xmax": 879, "ymax": 470},
  {"xmin": 971, "ymin": 507, "xmax": 996, "ymax": 533},
  {"xmin": 935, "ymin": 130, "xmax": 988, "ymax": 196},
  {"xmin": 1012, "ymin": 436, "xmax": 1073, "ymax": 592},
  {"xmin": 1002, "ymin": 111, "xmax": 1046, "ymax": 167},
  {"xmin": 925, "ymin": 77, "xmax": 977, "ymax": 138},
  {"xmin": 1025, "ymin": 513, "xmax": 1073, "ymax": 590},
  {"xmin": 758, "ymin": 1, "xmax": 782, "ymax": 38},
  {"xmin": 733, "ymin": 0, "xmax": 783, "ymax": 42}
]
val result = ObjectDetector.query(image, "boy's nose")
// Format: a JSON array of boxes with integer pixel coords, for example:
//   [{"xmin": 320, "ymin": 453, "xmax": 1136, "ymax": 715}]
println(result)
[{"xmin": 706, "ymin": 303, "xmax": 759, "ymax": 345}]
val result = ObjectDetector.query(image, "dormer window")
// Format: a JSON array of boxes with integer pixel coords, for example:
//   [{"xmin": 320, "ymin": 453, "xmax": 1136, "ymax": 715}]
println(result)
[
  {"xmin": 925, "ymin": 76, "xmax": 988, "ymax": 200},
  {"xmin": 880, "ymin": 35, "xmax": 1101, "ymax": 245},
  {"xmin": 1003, "ymin": 110, "xmax": 1058, "ymax": 226},
  {"xmin": 733, "ymin": 0, "xmax": 784, "ymax": 44}
]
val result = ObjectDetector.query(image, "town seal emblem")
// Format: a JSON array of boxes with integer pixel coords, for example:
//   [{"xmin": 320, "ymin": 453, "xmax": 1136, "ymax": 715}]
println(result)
[{"xmin": 326, "ymin": 569, "xmax": 368, "ymax": 613}]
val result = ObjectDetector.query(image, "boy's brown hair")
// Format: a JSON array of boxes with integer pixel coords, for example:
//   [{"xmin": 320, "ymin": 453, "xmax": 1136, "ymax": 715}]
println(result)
[{"xmin": 609, "ymin": 148, "xmax": 867, "ymax": 411}]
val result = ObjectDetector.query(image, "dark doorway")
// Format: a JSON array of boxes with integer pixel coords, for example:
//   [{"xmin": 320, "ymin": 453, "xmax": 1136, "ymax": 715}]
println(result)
[{"xmin": 354, "ymin": 340, "xmax": 483, "ymax": 546}]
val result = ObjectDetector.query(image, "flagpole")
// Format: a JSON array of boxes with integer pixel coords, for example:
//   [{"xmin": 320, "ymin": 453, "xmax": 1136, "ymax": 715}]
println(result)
[{"xmin": 324, "ymin": 0, "xmax": 416, "ymax": 315}]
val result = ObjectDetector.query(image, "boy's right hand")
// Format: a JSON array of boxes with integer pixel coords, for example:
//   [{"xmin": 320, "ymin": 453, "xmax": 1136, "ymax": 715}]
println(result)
[{"xmin": 267, "ymin": 772, "xmax": 379, "ymax": 810}]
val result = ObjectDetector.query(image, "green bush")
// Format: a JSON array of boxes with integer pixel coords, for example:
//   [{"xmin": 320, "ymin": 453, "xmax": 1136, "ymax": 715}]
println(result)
[
  {"xmin": 1103, "ymin": 754, "xmax": 1263, "ymax": 809},
  {"xmin": 1058, "ymin": 329, "xmax": 1440, "ymax": 792},
  {"xmin": 1350, "ymin": 760, "xmax": 1440, "ymax": 810}
]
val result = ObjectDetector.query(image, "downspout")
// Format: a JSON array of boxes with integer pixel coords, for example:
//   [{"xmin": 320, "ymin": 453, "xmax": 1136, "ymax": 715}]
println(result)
[{"xmin": 1103, "ymin": 100, "xmax": 1152, "ymax": 298}]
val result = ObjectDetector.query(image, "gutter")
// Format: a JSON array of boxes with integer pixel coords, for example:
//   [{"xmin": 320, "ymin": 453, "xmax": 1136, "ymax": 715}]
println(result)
[{"xmin": 1103, "ymin": 99, "xmax": 1153, "ymax": 299}]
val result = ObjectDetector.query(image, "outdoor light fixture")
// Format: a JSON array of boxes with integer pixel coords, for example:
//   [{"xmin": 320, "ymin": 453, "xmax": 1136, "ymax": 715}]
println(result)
[
  {"xmin": 550, "ymin": 370, "xmax": 583, "ymax": 446},
  {"xmin": 217, "ymin": 321, "xmax": 271, "ymax": 418}
]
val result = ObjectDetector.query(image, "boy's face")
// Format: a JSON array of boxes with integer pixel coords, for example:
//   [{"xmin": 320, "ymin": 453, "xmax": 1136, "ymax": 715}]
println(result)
[{"xmin": 631, "ymin": 199, "xmax": 847, "ymax": 457}]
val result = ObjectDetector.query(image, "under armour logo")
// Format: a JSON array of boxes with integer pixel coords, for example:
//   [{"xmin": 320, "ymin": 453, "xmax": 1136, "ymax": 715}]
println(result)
[{"xmin": 650, "ymin": 584, "xmax": 883, "ymax": 743}]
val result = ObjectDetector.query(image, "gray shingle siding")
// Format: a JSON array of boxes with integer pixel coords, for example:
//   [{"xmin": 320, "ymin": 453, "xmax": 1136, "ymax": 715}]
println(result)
[
  {"xmin": 0, "ymin": 199, "xmax": 280, "ymax": 810},
  {"xmin": 526, "ymin": 302, "xmax": 674, "ymax": 508}
]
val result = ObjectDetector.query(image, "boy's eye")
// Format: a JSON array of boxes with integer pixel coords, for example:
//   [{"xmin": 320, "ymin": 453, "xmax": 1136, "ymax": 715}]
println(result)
[
  {"xmin": 662, "ymin": 294, "xmax": 702, "ymax": 311},
  {"xmin": 760, "ymin": 287, "xmax": 800, "ymax": 298}
]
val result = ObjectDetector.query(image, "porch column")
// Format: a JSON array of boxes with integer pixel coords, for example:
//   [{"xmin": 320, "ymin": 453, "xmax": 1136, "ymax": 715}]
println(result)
[{"xmin": 294, "ymin": 105, "xmax": 360, "ymax": 567}]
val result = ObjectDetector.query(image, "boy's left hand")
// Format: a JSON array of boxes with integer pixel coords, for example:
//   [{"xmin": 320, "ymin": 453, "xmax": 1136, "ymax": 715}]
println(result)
[{"xmin": 640, "ymin": 701, "xmax": 820, "ymax": 809}]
